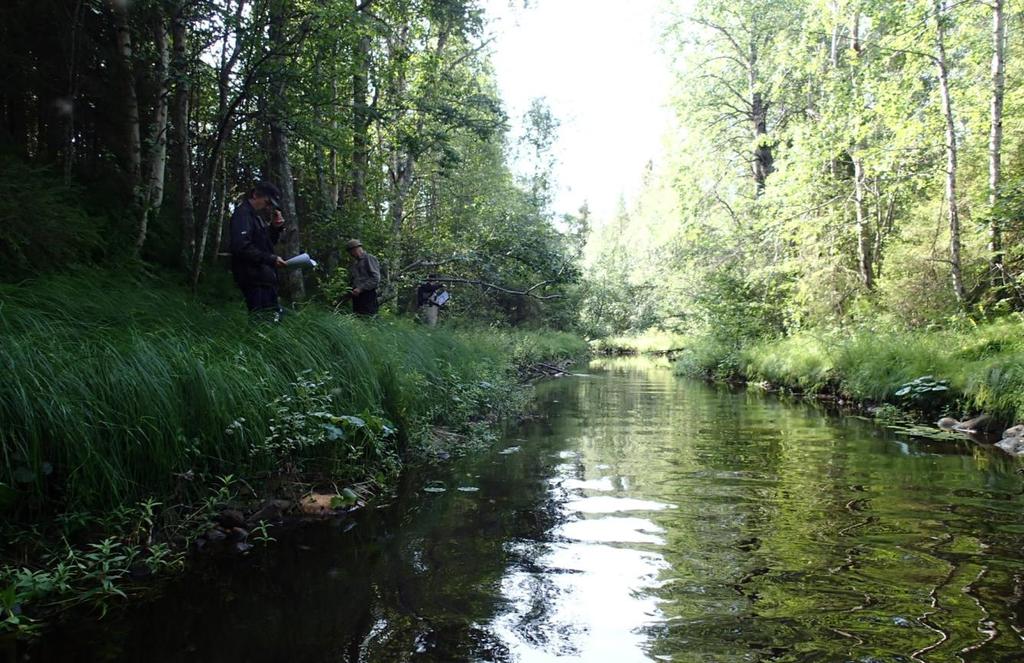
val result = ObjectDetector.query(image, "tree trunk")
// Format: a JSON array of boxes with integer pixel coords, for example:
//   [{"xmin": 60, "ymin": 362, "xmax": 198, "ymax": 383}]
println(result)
[
  {"xmin": 350, "ymin": 31, "xmax": 372, "ymax": 221},
  {"xmin": 190, "ymin": 152, "xmax": 222, "ymax": 289},
  {"xmin": 111, "ymin": 1, "xmax": 142, "ymax": 199},
  {"xmin": 328, "ymin": 70, "xmax": 340, "ymax": 209},
  {"xmin": 211, "ymin": 155, "xmax": 228, "ymax": 263},
  {"xmin": 171, "ymin": 4, "xmax": 196, "ymax": 272},
  {"xmin": 190, "ymin": 0, "xmax": 243, "ymax": 290},
  {"xmin": 267, "ymin": 0, "xmax": 304, "ymax": 301},
  {"xmin": 934, "ymin": 0, "xmax": 965, "ymax": 304},
  {"xmin": 389, "ymin": 153, "xmax": 414, "ymax": 238},
  {"xmin": 874, "ymin": 191, "xmax": 895, "ymax": 280},
  {"xmin": 751, "ymin": 91, "xmax": 772, "ymax": 195},
  {"xmin": 989, "ymin": 0, "xmax": 1006, "ymax": 278},
  {"xmin": 853, "ymin": 155, "xmax": 873, "ymax": 289},
  {"xmin": 63, "ymin": 0, "xmax": 84, "ymax": 184},
  {"xmin": 136, "ymin": 22, "xmax": 170, "ymax": 255},
  {"xmin": 748, "ymin": 38, "xmax": 772, "ymax": 196},
  {"xmin": 851, "ymin": 10, "xmax": 861, "ymax": 54}
]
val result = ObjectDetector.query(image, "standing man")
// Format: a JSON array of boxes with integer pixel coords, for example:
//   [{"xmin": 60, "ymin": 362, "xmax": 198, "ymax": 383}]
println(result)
[
  {"xmin": 230, "ymin": 181, "xmax": 287, "ymax": 320},
  {"xmin": 346, "ymin": 238, "xmax": 380, "ymax": 315},
  {"xmin": 416, "ymin": 275, "xmax": 442, "ymax": 326}
]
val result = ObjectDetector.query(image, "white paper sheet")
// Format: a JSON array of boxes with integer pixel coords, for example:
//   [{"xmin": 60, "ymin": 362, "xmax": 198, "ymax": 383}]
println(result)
[{"xmin": 284, "ymin": 252, "xmax": 317, "ymax": 269}]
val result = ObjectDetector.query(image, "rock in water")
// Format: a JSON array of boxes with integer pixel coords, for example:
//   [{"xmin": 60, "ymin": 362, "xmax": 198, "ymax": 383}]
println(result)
[
  {"xmin": 937, "ymin": 417, "xmax": 960, "ymax": 430},
  {"xmin": 204, "ymin": 527, "xmax": 227, "ymax": 543},
  {"xmin": 1002, "ymin": 424, "xmax": 1024, "ymax": 439},
  {"xmin": 996, "ymin": 437, "xmax": 1024, "ymax": 456},
  {"xmin": 216, "ymin": 509, "xmax": 246, "ymax": 529},
  {"xmin": 227, "ymin": 527, "xmax": 249, "ymax": 543},
  {"xmin": 247, "ymin": 499, "xmax": 292, "ymax": 525}
]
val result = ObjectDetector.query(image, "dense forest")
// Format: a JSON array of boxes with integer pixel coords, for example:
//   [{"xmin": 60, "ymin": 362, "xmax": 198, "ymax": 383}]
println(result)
[
  {"xmin": 587, "ymin": 0, "xmax": 1021, "ymax": 339},
  {"xmin": 0, "ymin": 0, "xmax": 582, "ymax": 324}
]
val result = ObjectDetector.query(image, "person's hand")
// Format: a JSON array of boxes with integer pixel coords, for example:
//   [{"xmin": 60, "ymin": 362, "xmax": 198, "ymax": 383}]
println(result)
[
  {"xmin": 351, "ymin": 288, "xmax": 361, "ymax": 296},
  {"xmin": 271, "ymin": 210, "xmax": 285, "ymax": 227},
  {"xmin": 275, "ymin": 256, "xmax": 287, "ymax": 268}
]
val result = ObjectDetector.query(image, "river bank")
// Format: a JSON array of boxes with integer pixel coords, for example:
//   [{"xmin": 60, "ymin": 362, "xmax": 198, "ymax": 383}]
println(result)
[
  {"xmin": 669, "ymin": 322, "xmax": 1024, "ymax": 436},
  {"xmin": 596, "ymin": 321, "xmax": 1024, "ymax": 447},
  {"xmin": 0, "ymin": 270, "xmax": 586, "ymax": 637}
]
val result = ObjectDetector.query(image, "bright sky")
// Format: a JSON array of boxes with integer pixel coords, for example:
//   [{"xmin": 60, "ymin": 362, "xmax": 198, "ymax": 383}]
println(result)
[{"xmin": 482, "ymin": 0, "xmax": 676, "ymax": 223}]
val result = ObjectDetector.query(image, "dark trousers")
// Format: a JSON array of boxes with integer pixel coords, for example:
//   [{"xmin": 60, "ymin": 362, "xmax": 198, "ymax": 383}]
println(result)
[
  {"xmin": 242, "ymin": 286, "xmax": 280, "ymax": 321},
  {"xmin": 352, "ymin": 289, "xmax": 378, "ymax": 315}
]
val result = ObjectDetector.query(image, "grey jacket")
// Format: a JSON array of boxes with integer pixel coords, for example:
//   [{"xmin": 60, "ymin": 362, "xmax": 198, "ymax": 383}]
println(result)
[{"xmin": 348, "ymin": 253, "xmax": 381, "ymax": 291}]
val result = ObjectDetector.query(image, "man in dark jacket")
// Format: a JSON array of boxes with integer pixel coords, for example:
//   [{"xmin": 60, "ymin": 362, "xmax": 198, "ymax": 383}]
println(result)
[
  {"xmin": 346, "ymin": 238, "xmax": 380, "ymax": 315},
  {"xmin": 230, "ymin": 181, "xmax": 288, "ymax": 318}
]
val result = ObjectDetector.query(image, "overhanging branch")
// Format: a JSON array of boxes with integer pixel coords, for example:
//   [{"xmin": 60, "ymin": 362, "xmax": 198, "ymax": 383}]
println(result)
[{"xmin": 432, "ymin": 276, "xmax": 563, "ymax": 300}]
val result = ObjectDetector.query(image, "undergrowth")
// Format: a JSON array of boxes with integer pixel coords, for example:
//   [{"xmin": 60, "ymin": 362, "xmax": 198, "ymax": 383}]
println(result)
[{"xmin": 0, "ymin": 268, "xmax": 586, "ymax": 634}]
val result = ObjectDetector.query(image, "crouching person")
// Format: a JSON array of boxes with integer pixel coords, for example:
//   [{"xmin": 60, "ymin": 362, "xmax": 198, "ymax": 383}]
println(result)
[{"xmin": 230, "ymin": 181, "xmax": 288, "ymax": 322}]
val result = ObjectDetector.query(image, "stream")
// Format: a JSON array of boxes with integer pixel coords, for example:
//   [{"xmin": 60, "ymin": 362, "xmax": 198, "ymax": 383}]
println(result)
[{"xmin": 32, "ymin": 357, "xmax": 1024, "ymax": 662}]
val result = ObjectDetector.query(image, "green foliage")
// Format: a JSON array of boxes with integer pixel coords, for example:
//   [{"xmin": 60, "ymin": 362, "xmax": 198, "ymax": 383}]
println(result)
[
  {"xmin": 583, "ymin": 0, "xmax": 1024, "ymax": 359},
  {"xmin": 0, "ymin": 496, "xmax": 188, "ymax": 636},
  {"xmin": 590, "ymin": 330, "xmax": 688, "ymax": 355},
  {"xmin": 254, "ymin": 372, "xmax": 400, "ymax": 483},
  {"xmin": 894, "ymin": 375, "xmax": 951, "ymax": 405},
  {"xmin": 675, "ymin": 318, "xmax": 1024, "ymax": 422},
  {"xmin": 0, "ymin": 269, "xmax": 583, "ymax": 518},
  {"xmin": 0, "ymin": 156, "xmax": 110, "ymax": 278},
  {"xmin": 673, "ymin": 335, "xmax": 748, "ymax": 381},
  {"xmin": 743, "ymin": 333, "xmax": 835, "ymax": 392}
]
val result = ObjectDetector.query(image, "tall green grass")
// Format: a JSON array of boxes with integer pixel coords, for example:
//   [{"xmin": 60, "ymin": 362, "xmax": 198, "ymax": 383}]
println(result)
[
  {"xmin": 0, "ymin": 270, "xmax": 586, "ymax": 515},
  {"xmin": 674, "ymin": 319, "xmax": 1024, "ymax": 422}
]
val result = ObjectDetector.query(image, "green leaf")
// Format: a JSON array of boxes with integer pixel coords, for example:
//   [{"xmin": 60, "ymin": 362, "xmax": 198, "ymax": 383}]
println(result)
[{"xmin": 330, "ymin": 492, "xmax": 356, "ymax": 508}]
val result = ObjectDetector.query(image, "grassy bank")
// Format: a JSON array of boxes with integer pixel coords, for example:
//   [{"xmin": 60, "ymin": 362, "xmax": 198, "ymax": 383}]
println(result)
[
  {"xmin": 672, "ymin": 319, "xmax": 1024, "ymax": 423},
  {"xmin": 589, "ymin": 330, "xmax": 688, "ymax": 355},
  {"xmin": 0, "ymin": 269, "xmax": 585, "ymax": 632}
]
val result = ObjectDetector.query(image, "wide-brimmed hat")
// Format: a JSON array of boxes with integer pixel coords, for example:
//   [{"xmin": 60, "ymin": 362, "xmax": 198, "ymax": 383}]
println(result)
[{"xmin": 345, "ymin": 239, "xmax": 363, "ymax": 250}]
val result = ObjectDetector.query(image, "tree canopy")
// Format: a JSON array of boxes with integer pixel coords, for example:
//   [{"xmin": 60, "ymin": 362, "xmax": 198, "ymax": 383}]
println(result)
[
  {"xmin": 0, "ymin": 0, "xmax": 578, "ymax": 325},
  {"xmin": 583, "ymin": 0, "xmax": 1024, "ymax": 340}
]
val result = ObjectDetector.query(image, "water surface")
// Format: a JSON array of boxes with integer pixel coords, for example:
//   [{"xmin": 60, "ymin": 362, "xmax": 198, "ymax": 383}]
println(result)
[{"xmin": 35, "ymin": 358, "xmax": 1024, "ymax": 661}]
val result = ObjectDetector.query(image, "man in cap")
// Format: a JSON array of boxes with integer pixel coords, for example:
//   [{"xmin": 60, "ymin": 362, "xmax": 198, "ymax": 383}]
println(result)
[
  {"xmin": 346, "ymin": 239, "xmax": 380, "ymax": 315},
  {"xmin": 229, "ymin": 181, "xmax": 288, "ymax": 320}
]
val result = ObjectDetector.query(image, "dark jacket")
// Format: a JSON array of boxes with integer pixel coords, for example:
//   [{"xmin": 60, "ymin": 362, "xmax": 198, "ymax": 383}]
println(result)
[{"xmin": 230, "ymin": 200, "xmax": 283, "ymax": 288}]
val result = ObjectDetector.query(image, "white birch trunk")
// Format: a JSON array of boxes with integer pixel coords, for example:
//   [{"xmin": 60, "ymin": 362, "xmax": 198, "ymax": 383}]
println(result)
[
  {"xmin": 989, "ymin": 0, "xmax": 1006, "ymax": 273},
  {"xmin": 111, "ymin": 1, "xmax": 141, "ymax": 187},
  {"xmin": 136, "ymin": 24, "xmax": 170, "ymax": 254}
]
